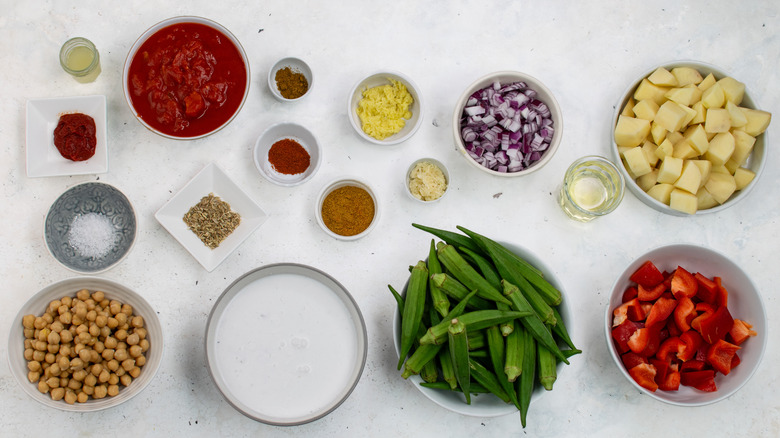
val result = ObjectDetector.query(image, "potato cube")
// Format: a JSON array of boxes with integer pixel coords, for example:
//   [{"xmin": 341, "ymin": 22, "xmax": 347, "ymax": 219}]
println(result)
[
  {"xmin": 717, "ymin": 76, "xmax": 746, "ymax": 105},
  {"xmin": 647, "ymin": 183, "xmax": 675, "ymax": 205},
  {"xmin": 683, "ymin": 124, "xmax": 709, "ymax": 154},
  {"xmin": 671, "ymin": 67, "xmax": 703, "ymax": 86},
  {"xmin": 621, "ymin": 98, "xmax": 636, "ymax": 117},
  {"xmin": 689, "ymin": 159, "xmax": 712, "ymax": 189},
  {"xmin": 632, "ymin": 99, "xmax": 660, "ymax": 121},
  {"xmin": 733, "ymin": 167, "xmax": 756, "ymax": 190},
  {"xmin": 641, "ymin": 140, "xmax": 660, "ymax": 167},
  {"xmin": 618, "ymin": 146, "xmax": 634, "ymax": 157},
  {"xmin": 670, "ymin": 189, "xmax": 698, "ymax": 214},
  {"xmin": 696, "ymin": 187, "xmax": 720, "ymax": 210},
  {"xmin": 697, "ymin": 73, "xmax": 717, "ymax": 91},
  {"xmin": 742, "ymin": 108, "xmax": 772, "ymax": 136},
  {"xmin": 724, "ymin": 158, "xmax": 740, "ymax": 175},
  {"xmin": 689, "ymin": 102, "xmax": 706, "ymax": 125},
  {"xmin": 705, "ymin": 132, "xmax": 735, "ymax": 167},
  {"xmin": 704, "ymin": 108, "xmax": 731, "ymax": 133},
  {"xmin": 615, "ymin": 115, "xmax": 651, "ymax": 148},
  {"xmin": 634, "ymin": 79, "xmax": 671, "ymax": 105},
  {"xmin": 636, "ymin": 169, "xmax": 659, "ymax": 192},
  {"xmin": 679, "ymin": 104, "xmax": 698, "ymax": 127},
  {"xmin": 657, "ymin": 156, "xmax": 683, "ymax": 184},
  {"xmin": 650, "ymin": 122, "xmax": 668, "ymax": 145},
  {"xmin": 664, "ymin": 84, "xmax": 702, "ymax": 107},
  {"xmin": 654, "ymin": 138, "xmax": 674, "ymax": 161},
  {"xmin": 623, "ymin": 146, "xmax": 652, "ymax": 177},
  {"xmin": 655, "ymin": 101, "xmax": 689, "ymax": 132},
  {"xmin": 674, "ymin": 160, "xmax": 702, "ymax": 194},
  {"xmin": 726, "ymin": 101, "xmax": 748, "ymax": 128},
  {"xmin": 731, "ymin": 129, "xmax": 756, "ymax": 166},
  {"xmin": 648, "ymin": 67, "xmax": 678, "ymax": 86},
  {"xmin": 701, "ymin": 83, "xmax": 726, "ymax": 109},
  {"xmin": 704, "ymin": 172, "xmax": 736, "ymax": 204},
  {"xmin": 666, "ymin": 131, "xmax": 684, "ymax": 145},
  {"xmin": 673, "ymin": 139, "xmax": 699, "ymax": 160}
]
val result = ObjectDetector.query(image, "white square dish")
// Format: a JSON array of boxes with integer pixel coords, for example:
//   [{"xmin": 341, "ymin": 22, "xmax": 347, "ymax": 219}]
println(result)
[
  {"xmin": 26, "ymin": 95, "xmax": 108, "ymax": 177},
  {"xmin": 155, "ymin": 162, "xmax": 268, "ymax": 272}
]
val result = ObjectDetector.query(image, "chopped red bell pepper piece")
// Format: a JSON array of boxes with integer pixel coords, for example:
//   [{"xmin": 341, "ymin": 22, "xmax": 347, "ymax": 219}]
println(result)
[
  {"xmin": 656, "ymin": 336, "xmax": 686, "ymax": 362},
  {"xmin": 622, "ymin": 286, "xmax": 638, "ymax": 303},
  {"xmin": 658, "ymin": 369, "xmax": 681, "ymax": 391},
  {"xmin": 680, "ymin": 369, "xmax": 717, "ymax": 392},
  {"xmin": 698, "ymin": 306, "xmax": 734, "ymax": 344},
  {"xmin": 645, "ymin": 296, "xmax": 677, "ymax": 328},
  {"xmin": 671, "ymin": 266, "xmax": 698, "ymax": 299},
  {"xmin": 621, "ymin": 351, "xmax": 648, "ymax": 370},
  {"xmin": 613, "ymin": 298, "xmax": 646, "ymax": 326},
  {"xmin": 694, "ymin": 273, "xmax": 718, "ymax": 304},
  {"xmin": 680, "ymin": 359, "xmax": 706, "ymax": 372},
  {"xmin": 729, "ymin": 319, "xmax": 757, "ymax": 346},
  {"xmin": 691, "ymin": 302, "xmax": 716, "ymax": 332},
  {"xmin": 628, "ymin": 327, "xmax": 650, "ymax": 354},
  {"xmin": 650, "ymin": 357, "xmax": 671, "ymax": 383},
  {"xmin": 673, "ymin": 296, "xmax": 696, "ymax": 333},
  {"xmin": 637, "ymin": 282, "xmax": 666, "ymax": 301},
  {"xmin": 629, "ymin": 363, "xmax": 659, "ymax": 392},
  {"xmin": 714, "ymin": 277, "xmax": 728, "ymax": 308},
  {"xmin": 731, "ymin": 353, "xmax": 741, "ymax": 369},
  {"xmin": 679, "ymin": 330, "xmax": 703, "ymax": 362},
  {"xmin": 630, "ymin": 261, "xmax": 665, "ymax": 289},
  {"xmin": 666, "ymin": 316, "xmax": 682, "ymax": 337},
  {"xmin": 612, "ymin": 319, "xmax": 642, "ymax": 354},
  {"xmin": 706, "ymin": 339, "xmax": 741, "ymax": 375},
  {"xmin": 640, "ymin": 325, "xmax": 663, "ymax": 357}
]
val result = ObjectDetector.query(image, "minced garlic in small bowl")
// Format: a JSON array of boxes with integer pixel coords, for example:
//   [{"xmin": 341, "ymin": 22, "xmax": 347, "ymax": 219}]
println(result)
[{"xmin": 406, "ymin": 158, "xmax": 449, "ymax": 203}]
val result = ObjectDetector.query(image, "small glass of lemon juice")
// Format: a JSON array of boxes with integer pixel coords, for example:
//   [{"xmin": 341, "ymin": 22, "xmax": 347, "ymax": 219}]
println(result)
[
  {"xmin": 559, "ymin": 155, "xmax": 624, "ymax": 222},
  {"xmin": 59, "ymin": 37, "xmax": 101, "ymax": 83}
]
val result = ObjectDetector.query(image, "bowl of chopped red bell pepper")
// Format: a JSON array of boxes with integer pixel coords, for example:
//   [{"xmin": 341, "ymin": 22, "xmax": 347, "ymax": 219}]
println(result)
[{"xmin": 605, "ymin": 244, "xmax": 767, "ymax": 406}]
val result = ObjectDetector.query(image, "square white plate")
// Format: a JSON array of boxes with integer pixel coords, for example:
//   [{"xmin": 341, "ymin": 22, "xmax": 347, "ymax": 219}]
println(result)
[
  {"xmin": 155, "ymin": 162, "xmax": 268, "ymax": 272},
  {"xmin": 26, "ymin": 95, "xmax": 108, "ymax": 177}
]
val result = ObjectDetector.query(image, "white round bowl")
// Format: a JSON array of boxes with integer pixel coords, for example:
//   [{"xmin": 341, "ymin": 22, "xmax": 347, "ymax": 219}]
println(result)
[
  {"xmin": 405, "ymin": 158, "xmax": 450, "ymax": 203},
  {"xmin": 7, "ymin": 277, "xmax": 163, "ymax": 412},
  {"xmin": 315, "ymin": 178, "xmax": 379, "ymax": 241},
  {"xmin": 393, "ymin": 241, "xmax": 572, "ymax": 417},
  {"xmin": 611, "ymin": 60, "xmax": 767, "ymax": 216},
  {"xmin": 605, "ymin": 244, "xmax": 767, "ymax": 406},
  {"xmin": 122, "ymin": 16, "xmax": 250, "ymax": 140},
  {"xmin": 253, "ymin": 122, "xmax": 322, "ymax": 187},
  {"xmin": 267, "ymin": 57, "xmax": 313, "ymax": 102},
  {"xmin": 452, "ymin": 71, "xmax": 563, "ymax": 177},
  {"xmin": 347, "ymin": 71, "xmax": 424, "ymax": 145}
]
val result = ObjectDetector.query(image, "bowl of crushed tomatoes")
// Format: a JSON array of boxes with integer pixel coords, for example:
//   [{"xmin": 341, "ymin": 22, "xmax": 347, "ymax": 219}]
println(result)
[
  {"xmin": 605, "ymin": 244, "xmax": 767, "ymax": 406},
  {"xmin": 122, "ymin": 16, "xmax": 250, "ymax": 140}
]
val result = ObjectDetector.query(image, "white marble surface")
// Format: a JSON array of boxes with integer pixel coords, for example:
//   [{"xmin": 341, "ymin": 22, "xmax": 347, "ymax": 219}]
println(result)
[{"xmin": 1, "ymin": 1, "xmax": 778, "ymax": 436}]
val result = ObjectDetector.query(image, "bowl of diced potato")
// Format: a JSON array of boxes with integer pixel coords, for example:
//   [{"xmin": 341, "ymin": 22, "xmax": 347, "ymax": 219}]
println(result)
[{"xmin": 612, "ymin": 61, "xmax": 771, "ymax": 216}]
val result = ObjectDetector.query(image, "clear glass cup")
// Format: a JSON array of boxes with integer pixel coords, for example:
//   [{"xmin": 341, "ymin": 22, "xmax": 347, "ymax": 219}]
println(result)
[
  {"xmin": 559, "ymin": 155, "xmax": 625, "ymax": 222},
  {"xmin": 59, "ymin": 37, "xmax": 101, "ymax": 83}
]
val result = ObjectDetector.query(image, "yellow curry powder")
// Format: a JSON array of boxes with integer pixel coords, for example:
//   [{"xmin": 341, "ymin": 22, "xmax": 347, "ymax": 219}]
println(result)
[
  {"xmin": 357, "ymin": 79, "xmax": 413, "ymax": 140},
  {"xmin": 321, "ymin": 186, "xmax": 375, "ymax": 236}
]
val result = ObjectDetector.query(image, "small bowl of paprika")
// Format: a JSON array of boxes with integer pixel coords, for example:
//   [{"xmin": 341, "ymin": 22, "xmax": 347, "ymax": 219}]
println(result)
[
  {"xmin": 316, "ymin": 178, "xmax": 379, "ymax": 241},
  {"xmin": 253, "ymin": 122, "xmax": 322, "ymax": 187},
  {"xmin": 268, "ymin": 57, "xmax": 313, "ymax": 102}
]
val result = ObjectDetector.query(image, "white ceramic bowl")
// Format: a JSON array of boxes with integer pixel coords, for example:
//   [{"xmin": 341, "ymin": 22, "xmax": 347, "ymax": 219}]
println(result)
[
  {"xmin": 405, "ymin": 158, "xmax": 450, "ymax": 203},
  {"xmin": 393, "ymin": 241, "xmax": 572, "ymax": 417},
  {"xmin": 253, "ymin": 122, "xmax": 322, "ymax": 186},
  {"xmin": 605, "ymin": 244, "xmax": 767, "ymax": 406},
  {"xmin": 347, "ymin": 71, "xmax": 424, "ymax": 145},
  {"xmin": 315, "ymin": 178, "xmax": 379, "ymax": 241},
  {"xmin": 611, "ymin": 61, "xmax": 767, "ymax": 216},
  {"xmin": 7, "ymin": 277, "xmax": 163, "ymax": 412},
  {"xmin": 267, "ymin": 57, "xmax": 313, "ymax": 102},
  {"xmin": 122, "ymin": 16, "xmax": 250, "ymax": 140},
  {"xmin": 452, "ymin": 71, "xmax": 563, "ymax": 177}
]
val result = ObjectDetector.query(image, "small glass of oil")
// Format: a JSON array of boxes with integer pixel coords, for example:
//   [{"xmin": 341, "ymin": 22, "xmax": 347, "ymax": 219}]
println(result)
[
  {"xmin": 558, "ymin": 155, "xmax": 624, "ymax": 222},
  {"xmin": 59, "ymin": 37, "xmax": 101, "ymax": 83}
]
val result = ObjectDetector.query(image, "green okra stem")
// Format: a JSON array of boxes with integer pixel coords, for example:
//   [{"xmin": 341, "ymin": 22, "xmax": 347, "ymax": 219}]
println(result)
[
  {"xmin": 388, "ymin": 284, "xmax": 404, "ymax": 315},
  {"xmin": 436, "ymin": 243, "xmax": 511, "ymax": 306},
  {"xmin": 401, "ymin": 342, "xmax": 443, "ymax": 379},
  {"xmin": 504, "ymin": 322, "xmax": 524, "ymax": 382},
  {"xmin": 419, "ymin": 309, "xmax": 531, "ymax": 345},
  {"xmin": 427, "ymin": 239, "xmax": 450, "ymax": 317},
  {"xmin": 448, "ymin": 318, "xmax": 471, "ymax": 404},
  {"xmin": 437, "ymin": 347, "xmax": 457, "ymax": 390},
  {"xmin": 397, "ymin": 261, "xmax": 429, "ymax": 370},
  {"xmin": 537, "ymin": 341, "xmax": 557, "ymax": 391}
]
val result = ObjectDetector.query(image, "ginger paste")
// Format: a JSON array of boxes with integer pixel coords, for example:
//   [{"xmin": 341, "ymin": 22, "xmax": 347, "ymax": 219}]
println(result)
[
  {"xmin": 357, "ymin": 79, "xmax": 413, "ymax": 140},
  {"xmin": 408, "ymin": 161, "xmax": 447, "ymax": 201}
]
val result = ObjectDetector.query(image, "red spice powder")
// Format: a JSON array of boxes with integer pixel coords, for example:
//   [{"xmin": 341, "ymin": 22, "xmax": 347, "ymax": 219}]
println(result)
[{"xmin": 268, "ymin": 138, "xmax": 311, "ymax": 175}]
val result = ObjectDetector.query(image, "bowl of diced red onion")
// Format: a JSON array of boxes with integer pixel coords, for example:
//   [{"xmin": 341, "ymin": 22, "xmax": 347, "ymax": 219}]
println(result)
[{"xmin": 452, "ymin": 71, "xmax": 562, "ymax": 176}]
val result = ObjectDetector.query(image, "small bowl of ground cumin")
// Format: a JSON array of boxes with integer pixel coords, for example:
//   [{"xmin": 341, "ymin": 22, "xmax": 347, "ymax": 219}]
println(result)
[
  {"xmin": 254, "ymin": 122, "xmax": 322, "ymax": 187},
  {"xmin": 268, "ymin": 57, "xmax": 313, "ymax": 102},
  {"xmin": 316, "ymin": 178, "xmax": 379, "ymax": 241}
]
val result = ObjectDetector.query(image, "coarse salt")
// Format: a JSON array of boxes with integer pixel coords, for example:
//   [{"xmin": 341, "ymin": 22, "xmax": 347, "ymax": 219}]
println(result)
[{"xmin": 67, "ymin": 212, "xmax": 118, "ymax": 259}]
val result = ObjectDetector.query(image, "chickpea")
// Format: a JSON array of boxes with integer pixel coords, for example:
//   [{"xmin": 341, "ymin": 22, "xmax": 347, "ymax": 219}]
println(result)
[
  {"xmin": 106, "ymin": 359, "xmax": 119, "ymax": 372},
  {"xmin": 76, "ymin": 289, "xmax": 90, "ymax": 301},
  {"xmin": 93, "ymin": 341, "xmax": 105, "ymax": 354},
  {"xmin": 93, "ymin": 384, "xmax": 108, "ymax": 399},
  {"xmin": 128, "ymin": 345, "xmax": 143, "ymax": 358},
  {"xmin": 139, "ymin": 339, "xmax": 150, "ymax": 353},
  {"xmin": 47, "ymin": 343, "xmax": 60, "ymax": 354},
  {"xmin": 60, "ymin": 376, "xmax": 69, "ymax": 388},
  {"xmin": 115, "ymin": 312, "xmax": 128, "ymax": 327},
  {"xmin": 70, "ymin": 358, "xmax": 85, "ymax": 371},
  {"xmin": 72, "ymin": 369, "xmax": 87, "ymax": 382},
  {"xmin": 88, "ymin": 324, "xmax": 100, "ymax": 337},
  {"xmin": 126, "ymin": 333, "xmax": 140, "ymax": 346},
  {"xmin": 44, "ymin": 353, "xmax": 55, "ymax": 364},
  {"xmin": 90, "ymin": 364, "xmax": 103, "ymax": 376},
  {"xmin": 109, "ymin": 301, "xmax": 121, "ymax": 315},
  {"xmin": 90, "ymin": 350, "xmax": 99, "ymax": 364},
  {"xmin": 115, "ymin": 367, "xmax": 126, "ymax": 377},
  {"xmin": 27, "ymin": 371, "xmax": 40, "ymax": 383},
  {"xmin": 27, "ymin": 360, "xmax": 42, "ymax": 372},
  {"xmin": 114, "ymin": 349, "xmax": 129, "ymax": 362},
  {"xmin": 117, "ymin": 342, "xmax": 127, "ymax": 351},
  {"xmin": 134, "ymin": 355, "xmax": 146, "ymax": 367},
  {"xmin": 24, "ymin": 348, "xmax": 34, "ymax": 361},
  {"xmin": 60, "ymin": 296, "xmax": 72, "ymax": 307},
  {"xmin": 59, "ymin": 330, "xmax": 73, "ymax": 344},
  {"xmin": 77, "ymin": 332, "xmax": 91, "ymax": 345},
  {"xmin": 66, "ymin": 313, "xmax": 79, "ymax": 326},
  {"xmin": 64, "ymin": 389, "xmax": 77, "ymax": 405},
  {"xmin": 77, "ymin": 391, "xmax": 89, "ymax": 403},
  {"xmin": 121, "ymin": 304, "xmax": 133, "ymax": 316},
  {"xmin": 101, "ymin": 349, "xmax": 115, "ymax": 361},
  {"xmin": 86, "ymin": 310, "xmax": 97, "ymax": 322},
  {"xmin": 121, "ymin": 359, "xmax": 136, "ymax": 372},
  {"xmin": 50, "ymin": 387, "xmax": 65, "ymax": 401},
  {"xmin": 128, "ymin": 367, "xmax": 141, "ymax": 379},
  {"xmin": 68, "ymin": 379, "xmax": 82, "ymax": 390},
  {"xmin": 78, "ymin": 348, "xmax": 92, "ymax": 363},
  {"xmin": 47, "ymin": 331, "xmax": 61, "ymax": 345},
  {"xmin": 42, "ymin": 313, "xmax": 54, "ymax": 324},
  {"xmin": 57, "ymin": 355, "xmax": 70, "ymax": 370},
  {"xmin": 95, "ymin": 314, "xmax": 108, "ymax": 328},
  {"xmin": 34, "ymin": 340, "xmax": 47, "ymax": 352},
  {"xmin": 32, "ymin": 350, "xmax": 45, "ymax": 362},
  {"xmin": 84, "ymin": 374, "xmax": 97, "ymax": 388},
  {"xmin": 23, "ymin": 328, "xmax": 35, "ymax": 339},
  {"xmin": 74, "ymin": 303, "xmax": 87, "ymax": 320},
  {"xmin": 37, "ymin": 328, "xmax": 51, "ymax": 342},
  {"xmin": 107, "ymin": 317, "xmax": 119, "ymax": 329},
  {"xmin": 81, "ymin": 385, "xmax": 94, "ymax": 396},
  {"xmin": 49, "ymin": 363, "xmax": 62, "ymax": 376},
  {"xmin": 133, "ymin": 327, "xmax": 148, "ymax": 340},
  {"xmin": 37, "ymin": 381, "xmax": 50, "ymax": 394},
  {"xmin": 99, "ymin": 326, "xmax": 111, "ymax": 339},
  {"xmin": 34, "ymin": 316, "xmax": 46, "ymax": 330},
  {"xmin": 119, "ymin": 374, "xmax": 132, "ymax": 387},
  {"xmin": 98, "ymin": 369, "xmax": 110, "ymax": 383},
  {"xmin": 57, "ymin": 304, "xmax": 69, "ymax": 316},
  {"xmin": 46, "ymin": 376, "xmax": 60, "ymax": 388},
  {"xmin": 48, "ymin": 300, "xmax": 62, "ymax": 314},
  {"xmin": 50, "ymin": 321, "xmax": 64, "ymax": 333},
  {"xmin": 107, "ymin": 385, "xmax": 119, "ymax": 397},
  {"xmin": 115, "ymin": 329, "xmax": 128, "ymax": 342},
  {"xmin": 131, "ymin": 316, "xmax": 144, "ymax": 328},
  {"xmin": 22, "ymin": 314, "xmax": 35, "ymax": 329},
  {"xmin": 108, "ymin": 373, "xmax": 119, "ymax": 385}
]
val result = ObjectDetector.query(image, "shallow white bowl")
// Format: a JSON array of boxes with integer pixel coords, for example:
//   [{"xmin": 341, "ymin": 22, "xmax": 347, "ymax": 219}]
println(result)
[
  {"xmin": 347, "ymin": 71, "xmax": 423, "ymax": 145},
  {"xmin": 122, "ymin": 16, "xmax": 250, "ymax": 140},
  {"xmin": 205, "ymin": 263, "xmax": 367, "ymax": 425},
  {"xmin": 611, "ymin": 60, "xmax": 767, "ymax": 216},
  {"xmin": 605, "ymin": 244, "xmax": 767, "ymax": 406},
  {"xmin": 392, "ymin": 241, "xmax": 572, "ymax": 417},
  {"xmin": 267, "ymin": 57, "xmax": 313, "ymax": 102},
  {"xmin": 7, "ymin": 277, "xmax": 163, "ymax": 412},
  {"xmin": 155, "ymin": 162, "xmax": 268, "ymax": 271},
  {"xmin": 253, "ymin": 122, "xmax": 322, "ymax": 186},
  {"xmin": 315, "ymin": 178, "xmax": 379, "ymax": 241},
  {"xmin": 26, "ymin": 95, "xmax": 108, "ymax": 178},
  {"xmin": 405, "ymin": 158, "xmax": 450, "ymax": 203},
  {"xmin": 452, "ymin": 71, "xmax": 563, "ymax": 177}
]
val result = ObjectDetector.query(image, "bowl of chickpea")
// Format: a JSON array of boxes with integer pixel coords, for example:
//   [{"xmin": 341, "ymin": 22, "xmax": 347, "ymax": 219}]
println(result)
[{"xmin": 7, "ymin": 276, "xmax": 163, "ymax": 411}]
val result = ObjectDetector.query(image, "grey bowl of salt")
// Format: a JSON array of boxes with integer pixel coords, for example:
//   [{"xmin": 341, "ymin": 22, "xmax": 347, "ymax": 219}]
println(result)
[{"xmin": 44, "ymin": 181, "xmax": 136, "ymax": 274}]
